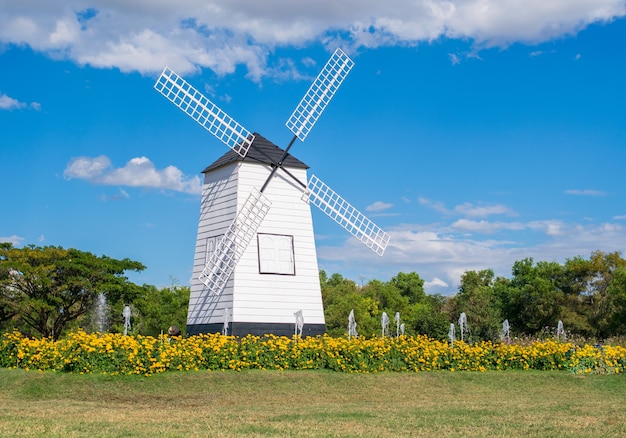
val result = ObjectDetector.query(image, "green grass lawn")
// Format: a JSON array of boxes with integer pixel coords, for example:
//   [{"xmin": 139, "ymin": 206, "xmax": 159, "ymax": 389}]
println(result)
[{"xmin": 1, "ymin": 368, "xmax": 624, "ymax": 437}]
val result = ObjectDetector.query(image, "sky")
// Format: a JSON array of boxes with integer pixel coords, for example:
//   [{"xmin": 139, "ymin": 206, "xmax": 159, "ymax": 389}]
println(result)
[{"xmin": 1, "ymin": 1, "xmax": 625, "ymax": 295}]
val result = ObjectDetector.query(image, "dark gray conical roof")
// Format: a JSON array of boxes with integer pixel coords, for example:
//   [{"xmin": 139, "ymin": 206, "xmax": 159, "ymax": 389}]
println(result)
[{"xmin": 202, "ymin": 132, "xmax": 309, "ymax": 173}]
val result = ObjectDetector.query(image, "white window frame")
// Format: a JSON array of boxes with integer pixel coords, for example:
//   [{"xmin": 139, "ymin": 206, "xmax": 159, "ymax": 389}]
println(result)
[
  {"xmin": 204, "ymin": 235, "xmax": 223, "ymax": 264},
  {"xmin": 257, "ymin": 233, "xmax": 295, "ymax": 275}
]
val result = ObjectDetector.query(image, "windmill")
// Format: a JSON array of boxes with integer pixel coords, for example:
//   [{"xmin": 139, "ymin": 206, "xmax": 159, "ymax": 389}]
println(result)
[{"xmin": 154, "ymin": 48, "xmax": 390, "ymax": 337}]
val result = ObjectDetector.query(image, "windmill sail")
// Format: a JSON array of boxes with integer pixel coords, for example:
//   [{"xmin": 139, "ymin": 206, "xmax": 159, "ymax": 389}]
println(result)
[
  {"xmin": 154, "ymin": 67, "xmax": 254, "ymax": 157},
  {"xmin": 305, "ymin": 174, "xmax": 390, "ymax": 256},
  {"xmin": 154, "ymin": 48, "xmax": 391, "ymax": 338},
  {"xmin": 286, "ymin": 48, "xmax": 354, "ymax": 142},
  {"xmin": 199, "ymin": 189, "xmax": 272, "ymax": 293}
]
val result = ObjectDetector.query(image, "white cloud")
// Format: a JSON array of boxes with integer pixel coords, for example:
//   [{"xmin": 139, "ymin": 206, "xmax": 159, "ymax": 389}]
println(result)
[
  {"xmin": 100, "ymin": 188, "xmax": 131, "ymax": 202},
  {"xmin": 378, "ymin": 194, "xmax": 626, "ymax": 293},
  {"xmin": 565, "ymin": 189, "xmax": 607, "ymax": 196},
  {"xmin": 527, "ymin": 220, "xmax": 565, "ymax": 236},
  {"xmin": 0, "ymin": 1, "xmax": 623, "ymax": 79},
  {"xmin": 64, "ymin": 155, "xmax": 202, "ymax": 195},
  {"xmin": 301, "ymin": 57, "xmax": 317, "ymax": 68},
  {"xmin": 418, "ymin": 196, "xmax": 450, "ymax": 214},
  {"xmin": 64, "ymin": 155, "xmax": 111, "ymax": 179},
  {"xmin": 424, "ymin": 277, "xmax": 448, "ymax": 293},
  {"xmin": 316, "ymin": 217, "xmax": 626, "ymax": 295},
  {"xmin": 0, "ymin": 93, "xmax": 41, "ymax": 111},
  {"xmin": 450, "ymin": 219, "xmax": 525, "ymax": 234},
  {"xmin": 0, "ymin": 235, "xmax": 25, "ymax": 245},
  {"xmin": 453, "ymin": 202, "xmax": 516, "ymax": 218},
  {"xmin": 366, "ymin": 201, "xmax": 393, "ymax": 212},
  {"xmin": 0, "ymin": 94, "xmax": 25, "ymax": 110},
  {"xmin": 420, "ymin": 197, "xmax": 516, "ymax": 218}
]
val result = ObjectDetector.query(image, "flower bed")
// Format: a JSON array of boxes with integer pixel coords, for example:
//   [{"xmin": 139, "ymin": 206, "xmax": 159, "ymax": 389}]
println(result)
[{"xmin": 1, "ymin": 330, "xmax": 624, "ymax": 376}]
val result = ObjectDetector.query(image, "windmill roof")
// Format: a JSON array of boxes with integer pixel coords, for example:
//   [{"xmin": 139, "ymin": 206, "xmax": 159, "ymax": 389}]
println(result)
[{"xmin": 202, "ymin": 132, "xmax": 309, "ymax": 173}]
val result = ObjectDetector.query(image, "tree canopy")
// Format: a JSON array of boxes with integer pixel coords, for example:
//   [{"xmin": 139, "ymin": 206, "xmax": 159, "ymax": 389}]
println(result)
[
  {"xmin": 0, "ymin": 243, "xmax": 145, "ymax": 339},
  {"xmin": 321, "ymin": 270, "xmax": 449, "ymax": 338},
  {"xmin": 130, "ymin": 283, "xmax": 190, "ymax": 337},
  {"xmin": 321, "ymin": 251, "xmax": 626, "ymax": 341},
  {"xmin": 2, "ymin": 242, "xmax": 625, "ymax": 342}
]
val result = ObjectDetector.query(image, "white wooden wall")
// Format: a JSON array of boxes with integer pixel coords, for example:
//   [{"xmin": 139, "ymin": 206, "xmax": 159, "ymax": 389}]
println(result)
[
  {"xmin": 188, "ymin": 160, "xmax": 325, "ymax": 331},
  {"xmin": 188, "ymin": 163, "xmax": 238, "ymax": 327}
]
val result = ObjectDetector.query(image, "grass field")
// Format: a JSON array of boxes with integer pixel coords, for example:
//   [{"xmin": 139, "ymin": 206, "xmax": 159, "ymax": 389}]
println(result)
[{"xmin": 1, "ymin": 368, "xmax": 625, "ymax": 437}]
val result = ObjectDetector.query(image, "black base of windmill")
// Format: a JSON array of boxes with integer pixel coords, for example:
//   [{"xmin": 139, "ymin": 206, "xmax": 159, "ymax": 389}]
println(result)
[{"xmin": 187, "ymin": 322, "xmax": 326, "ymax": 338}]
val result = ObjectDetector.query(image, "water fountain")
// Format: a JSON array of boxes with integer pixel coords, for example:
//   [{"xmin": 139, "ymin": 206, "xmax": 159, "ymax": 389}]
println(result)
[
  {"xmin": 501, "ymin": 319, "xmax": 510, "ymax": 343},
  {"xmin": 458, "ymin": 312, "xmax": 468, "ymax": 342},
  {"xmin": 556, "ymin": 320, "xmax": 565, "ymax": 340},
  {"xmin": 381, "ymin": 312, "xmax": 390, "ymax": 338},
  {"xmin": 394, "ymin": 312, "xmax": 401, "ymax": 337},
  {"xmin": 92, "ymin": 292, "xmax": 109, "ymax": 333},
  {"xmin": 294, "ymin": 310, "xmax": 304, "ymax": 337},
  {"xmin": 348, "ymin": 309, "xmax": 358, "ymax": 340},
  {"xmin": 122, "ymin": 305, "xmax": 131, "ymax": 335},
  {"xmin": 448, "ymin": 323, "xmax": 456, "ymax": 347},
  {"xmin": 222, "ymin": 308, "xmax": 231, "ymax": 335}
]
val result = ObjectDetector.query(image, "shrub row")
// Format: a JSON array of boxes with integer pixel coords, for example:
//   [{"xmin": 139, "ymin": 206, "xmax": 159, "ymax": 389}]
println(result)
[{"xmin": 1, "ymin": 330, "xmax": 624, "ymax": 376}]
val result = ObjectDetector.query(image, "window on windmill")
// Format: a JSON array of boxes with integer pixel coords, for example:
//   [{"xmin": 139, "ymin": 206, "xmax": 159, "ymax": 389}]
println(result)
[
  {"xmin": 204, "ymin": 235, "xmax": 223, "ymax": 265},
  {"xmin": 257, "ymin": 233, "xmax": 295, "ymax": 275}
]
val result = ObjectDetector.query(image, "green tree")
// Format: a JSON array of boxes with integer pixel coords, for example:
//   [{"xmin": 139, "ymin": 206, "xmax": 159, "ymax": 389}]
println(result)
[
  {"xmin": 408, "ymin": 293, "xmax": 451, "ymax": 340},
  {"xmin": 362, "ymin": 279, "xmax": 409, "ymax": 316},
  {"xmin": 505, "ymin": 258, "xmax": 566, "ymax": 335},
  {"xmin": 361, "ymin": 279, "xmax": 410, "ymax": 336},
  {"xmin": 606, "ymin": 266, "xmax": 626, "ymax": 335},
  {"xmin": 0, "ymin": 243, "xmax": 144, "ymax": 339},
  {"xmin": 320, "ymin": 271, "xmax": 381, "ymax": 337},
  {"xmin": 566, "ymin": 251, "xmax": 626, "ymax": 337},
  {"xmin": 129, "ymin": 284, "xmax": 190, "ymax": 336},
  {"xmin": 380, "ymin": 272, "xmax": 450, "ymax": 338},
  {"xmin": 321, "ymin": 271, "xmax": 450, "ymax": 339},
  {"xmin": 452, "ymin": 269, "xmax": 503, "ymax": 341},
  {"xmin": 389, "ymin": 272, "xmax": 426, "ymax": 304}
]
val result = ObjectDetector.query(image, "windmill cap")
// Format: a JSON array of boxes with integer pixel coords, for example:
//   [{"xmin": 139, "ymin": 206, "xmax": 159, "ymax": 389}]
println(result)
[{"xmin": 202, "ymin": 132, "xmax": 309, "ymax": 173}]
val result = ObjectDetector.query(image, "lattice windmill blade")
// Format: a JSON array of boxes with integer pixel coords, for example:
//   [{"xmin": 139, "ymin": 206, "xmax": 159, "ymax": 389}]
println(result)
[
  {"xmin": 150, "ymin": 48, "xmax": 391, "ymax": 338},
  {"xmin": 154, "ymin": 67, "xmax": 254, "ymax": 158},
  {"xmin": 305, "ymin": 174, "xmax": 390, "ymax": 256},
  {"xmin": 286, "ymin": 48, "xmax": 354, "ymax": 142},
  {"xmin": 199, "ymin": 189, "xmax": 272, "ymax": 293}
]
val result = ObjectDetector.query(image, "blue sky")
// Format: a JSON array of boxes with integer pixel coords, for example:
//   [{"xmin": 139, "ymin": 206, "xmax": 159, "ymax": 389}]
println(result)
[{"xmin": 1, "ymin": 1, "xmax": 625, "ymax": 294}]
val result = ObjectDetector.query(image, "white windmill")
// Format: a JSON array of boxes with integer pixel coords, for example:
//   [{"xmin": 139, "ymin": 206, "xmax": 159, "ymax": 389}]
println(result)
[{"xmin": 154, "ymin": 49, "xmax": 390, "ymax": 337}]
